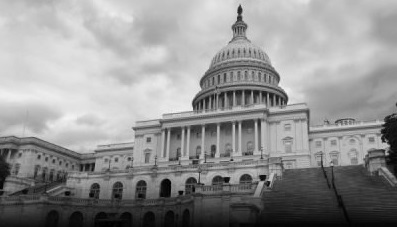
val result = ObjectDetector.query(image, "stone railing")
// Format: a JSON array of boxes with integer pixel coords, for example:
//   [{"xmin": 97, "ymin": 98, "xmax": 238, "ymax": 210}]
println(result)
[
  {"xmin": 310, "ymin": 119, "xmax": 382, "ymax": 130},
  {"xmin": 0, "ymin": 195, "xmax": 194, "ymax": 206},
  {"xmin": 378, "ymin": 167, "xmax": 397, "ymax": 187},
  {"xmin": 195, "ymin": 183, "xmax": 257, "ymax": 195},
  {"xmin": 82, "ymin": 159, "xmax": 268, "ymax": 177}
]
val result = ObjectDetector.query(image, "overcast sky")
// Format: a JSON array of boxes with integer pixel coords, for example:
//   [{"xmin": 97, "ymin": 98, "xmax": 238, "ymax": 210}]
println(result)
[{"xmin": 1, "ymin": 0, "xmax": 396, "ymax": 152}]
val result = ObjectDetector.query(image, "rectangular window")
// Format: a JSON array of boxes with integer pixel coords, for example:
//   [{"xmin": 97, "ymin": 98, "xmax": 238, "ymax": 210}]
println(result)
[
  {"xmin": 330, "ymin": 140, "xmax": 337, "ymax": 146},
  {"xmin": 146, "ymin": 137, "xmax": 152, "ymax": 143},
  {"xmin": 144, "ymin": 153, "xmax": 150, "ymax": 163},
  {"xmin": 315, "ymin": 141, "xmax": 322, "ymax": 148},
  {"xmin": 368, "ymin": 137, "xmax": 375, "ymax": 143},
  {"xmin": 284, "ymin": 124, "xmax": 291, "ymax": 131}
]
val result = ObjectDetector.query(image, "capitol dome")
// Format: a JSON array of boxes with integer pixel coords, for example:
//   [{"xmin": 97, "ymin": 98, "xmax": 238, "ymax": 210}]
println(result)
[
  {"xmin": 192, "ymin": 5, "xmax": 288, "ymax": 111},
  {"xmin": 209, "ymin": 36, "xmax": 272, "ymax": 69}
]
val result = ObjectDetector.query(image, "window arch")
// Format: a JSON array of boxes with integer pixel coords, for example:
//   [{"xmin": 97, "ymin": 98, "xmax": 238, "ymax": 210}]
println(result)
[
  {"xmin": 240, "ymin": 174, "xmax": 253, "ymax": 184},
  {"xmin": 196, "ymin": 146, "xmax": 201, "ymax": 158},
  {"xmin": 46, "ymin": 210, "xmax": 59, "ymax": 227},
  {"xmin": 119, "ymin": 212, "xmax": 132, "ymax": 227},
  {"xmin": 112, "ymin": 182, "xmax": 123, "ymax": 200},
  {"xmin": 185, "ymin": 177, "xmax": 197, "ymax": 195},
  {"xmin": 136, "ymin": 180, "xmax": 147, "ymax": 199},
  {"xmin": 33, "ymin": 165, "xmax": 40, "ymax": 179},
  {"xmin": 212, "ymin": 176, "xmax": 224, "ymax": 185},
  {"xmin": 329, "ymin": 151, "xmax": 340, "ymax": 166},
  {"xmin": 283, "ymin": 137, "xmax": 293, "ymax": 153},
  {"xmin": 246, "ymin": 141, "xmax": 253, "ymax": 155},
  {"xmin": 164, "ymin": 211, "xmax": 175, "ymax": 227},
  {"xmin": 68, "ymin": 211, "xmax": 84, "ymax": 227},
  {"xmin": 89, "ymin": 183, "xmax": 100, "ymax": 199},
  {"xmin": 349, "ymin": 149, "xmax": 359, "ymax": 165},
  {"xmin": 143, "ymin": 212, "xmax": 155, "ymax": 227}
]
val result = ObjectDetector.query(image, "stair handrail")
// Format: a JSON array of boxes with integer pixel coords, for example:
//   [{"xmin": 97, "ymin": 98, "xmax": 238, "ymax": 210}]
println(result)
[
  {"xmin": 329, "ymin": 164, "xmax": 351, "ymax": 226},
  {"xmin": 320, "ymin": 154, "xmax": 331, "ymax": 189}
]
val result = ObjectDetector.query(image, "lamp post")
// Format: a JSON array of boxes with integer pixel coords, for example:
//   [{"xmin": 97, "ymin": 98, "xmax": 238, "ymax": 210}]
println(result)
[
  {"xmin": 260, "ymin": 146, "xmax": 264, "ymax": 159},
  {"xmin": 204, "ymin": 151, "xmax": 207, "ymax": 163},
  {"xmin": 154, "ymin": 155, "xmax": 158, "ymax": 166},
  {"xmin": 320, "ymin": 151, "xmax": 324, "ymax": 168},
  {"xmin": 197, "ymin": 165, "xmax": 202, "ymax": 185},
  {"xmin": 330, "ymin": 161, "xmax": 334, "ymax": 188},
  {"xmin": 178, "ymin": 153, "xmax": 181, "ymax": 165},
  {"xmin": 230, "ymin": 152, "xmax": 234, "ymax": 162}
]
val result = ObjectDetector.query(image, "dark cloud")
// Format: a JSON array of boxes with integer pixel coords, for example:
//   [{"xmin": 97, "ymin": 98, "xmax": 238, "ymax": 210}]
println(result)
[
  {"xmin": 0, "ymin": 102, "xmax": 62, "ymax": 134},
  {"xmin": 303, "ymin": 65, "xmax": 397, "ymax": 125},
  {"xmin": 75, "ymin": 114, "xmax": 105, "ymax": 126}
]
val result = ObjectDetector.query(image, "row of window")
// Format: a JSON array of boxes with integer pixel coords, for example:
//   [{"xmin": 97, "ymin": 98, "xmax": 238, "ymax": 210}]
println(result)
[
  {"xmin": 36, "ymin": 154, "xmax": 74, "ymax": 169},
  {"xmin": 89, "ymin": 174, "xmax": 254, "ymax": 199},
  {"xmin": 45, "ymin": 209, "xmax": 190, "ymax": 227},
  {"xmin": 315, "ymin": 150, "xmax": 359, "ymax": 166},
  {"xmin": 202, "ymin": 70, "xmax": 278, "ymax": 89},
  {"xmin": 212, "ymin": 47, "xmax": 267, "ymax": 64},
  {"xmin": 103, "ymin": 156, "xmax": 133, "ymax": 163},
  {"xmin": 314, "ymin": 137, "xmax": 376, "ymax": 148}
]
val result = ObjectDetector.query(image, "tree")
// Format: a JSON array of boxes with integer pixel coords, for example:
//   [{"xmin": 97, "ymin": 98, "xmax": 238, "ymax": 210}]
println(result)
[
  {"xmin": 0, "ymin": 155, "xmax": 11, "ymax": 190},
  {"xmin": 381, "ymin": 103, "xmax": 397, "ymax": 174}
]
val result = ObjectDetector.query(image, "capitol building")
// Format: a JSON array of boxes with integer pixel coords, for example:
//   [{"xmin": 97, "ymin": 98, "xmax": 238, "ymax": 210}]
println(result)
[{"xmin": 0, "ymin": 6, "xmax": 393, "ymax": 227}]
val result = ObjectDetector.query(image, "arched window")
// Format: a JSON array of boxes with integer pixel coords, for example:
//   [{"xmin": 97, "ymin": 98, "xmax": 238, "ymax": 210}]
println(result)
[
  {"xmin": 68, "ymin": 212, "xmax": 84, "ymax": 227},
  {"xmin": 45, "ymin": 210, "xmax": 59, "ymax": 227},
  {"xmin": 112, "ymin": 182, "xmax": 123, "ymax": 200},
  {"xmin": 33, "ymin": 165, "xmax": 40, "ymax": 179},
  {"xmin": 283, "ymin": 137, "xmax": 293, "ymax": 153},
  {"xmin": 185, "ymin": 177, "xmax": 197, "ymax": 195},
  {"xmin": 196, "ymin": 146, "xmax": 201, "ymax": 158},
  {"xmin": 89, "ymin": 183, "xmax": 100, "ymax": 199},
  {"xmin": 164, "ymin": 211, "xmax": 175, "ymax": 227},
  {"xmin": 212, "ymin": 176, "xmax": 224, "ymax": 186},
  {"xmin": 119, "ymin": 212, "xmax": 132, "ymax": 227},
  {"xmin": 329, "ymin": 152, "xmax": 339, "ymax": 166},
  {"xmin": 160, "ymin": 179, "xmax": 172, "ymax": 198},
  {"xmin": 240, "ymin": 174, "xmax": 253, "ymax": 184},
  {"xmin": 246, "ymin": 141, "xmax": 253, "ymax": 155},
  {"xmin": 349, "ymin": 149, "xmax": 359, "ymax": 165},
  {"xmin": 224, "ymin": 143, "xmax": 232, "ymax": 157},
  {"xmin": 182, "ymin": 209, "xmax": 190, "ymax": 227},
  {"xmin": 94, "ymin": 212, "xmax": 107, "ymax": 227},
  {"xmin": 42, "ymin": 167, "xmax": 48, "ymax": 181},
  {"xmin": 143, "ymin": 212, "xmax": 155, "ymax": 227},
  {"xmin": 49, "ymin": 169, "xmax": 55, "ymax": 182},
  {"xmin": 136, "ymin": 180, "xmax": 147, "ymax": 199}
]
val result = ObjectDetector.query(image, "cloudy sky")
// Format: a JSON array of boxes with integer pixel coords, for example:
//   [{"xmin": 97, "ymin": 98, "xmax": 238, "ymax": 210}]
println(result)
[{"xmin": 1, "ymin": 0, "xmax": 396, "ymax": 152}]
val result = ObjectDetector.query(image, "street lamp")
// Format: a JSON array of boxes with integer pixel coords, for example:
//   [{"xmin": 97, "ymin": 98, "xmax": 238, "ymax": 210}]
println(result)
[
  {"xmin": 320, "ymin": 151, "xmax": 324, "ymax": 168},
  {"xmin": 330, "ymin": 161, "xmax": 334, "ymax": 188},
  {"xmin": 178, "ymin": 153, "xmax": 181, "ymax": 165},
  {"xmin": 197, "ymin": 165, "xmax": 202, "ymax": 185},
  {"xmin": 130, "ymin": 157, "xmax": 134, "ymax": 168},
  {"xmin": 204, "ymin": 151, "xmax": 207, "ymax": 163},
  {"xmin": 260, "ymin": 146, "xmax": 264, "ymax": 159},
  {"xmin": 154, "ymin": 155, "xmax": 158, "ymax": 166}
]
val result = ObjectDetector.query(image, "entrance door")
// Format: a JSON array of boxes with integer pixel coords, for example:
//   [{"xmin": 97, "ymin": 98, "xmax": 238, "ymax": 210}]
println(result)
[{"xmin": 160, "ymin": 179, "xmax": 171, "ymax": 197}]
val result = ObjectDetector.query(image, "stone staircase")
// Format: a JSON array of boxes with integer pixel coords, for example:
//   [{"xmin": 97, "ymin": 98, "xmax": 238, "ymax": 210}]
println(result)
[
  {"xmin": 331, "ymin": 165, "xmax": 397, "ymax": 225},
  {"xmin": 9, "ymin": 178, "xmax": 66, "ymax": 196},
  {"xmin": 261, "ymin": 167, "xmax": 347, "ymax": 226}
]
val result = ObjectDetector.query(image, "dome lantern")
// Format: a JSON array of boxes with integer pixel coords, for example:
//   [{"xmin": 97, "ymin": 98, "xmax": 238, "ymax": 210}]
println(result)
[{"xmin": 231, "ymin": 5, "xmax": 248, "ymax": 42}]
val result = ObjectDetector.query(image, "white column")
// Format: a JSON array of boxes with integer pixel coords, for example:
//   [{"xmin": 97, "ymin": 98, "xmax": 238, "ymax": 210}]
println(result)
[
  {"xmin": 181, "ymin": 127, "xmax": 185, "ymax": 158},
  {"xmin": 209, "ymin": 96, "xmax": 212, "ymax": 110},
  {"xmin": 254, "ymin": 119, "xmax": 259, "ymax": 154},
  {"xmin": 261, "ymin": 119, "xmax": 266, "ymax": 153},
  {"xmin": 267, "ymin": 93, "xmax": 270, "ymax": 107},
  {"xmin": 200, "ymin": 124, "xmax": 205, "ymax": 159},
  {"xmin": 232, "ymin": 121, "xmax": 236, "ymax": 154},
  {"xmin": 251, "ymin": 90, "xmax": 254, "ymax": 104},
  {"xmin": 186, "ymin": 127, "xmax": 191, "ymax": 158},
  {"xmin": 233, "ymin": 91, "xmax": 236, "ymax": 106},
  {"xmin": 7, "ymin": 149, "xmax": 12, "ymax": 161},
  {"xmin": 238, "ymin": 121, "xmax": 242, "ymax": 155},
  {"xmin": 224, "ymin": 92, "xmax": 227, "ymax": 108},
  {"xmin": 216, "ymin": 123, "xmax": 220, "ymax": 158},
  {"xmin": 166, "ymin": 128, "xmax": 171, "ymax": 160},
  {"xmin": 242, "ymin": 91, "xmax": 245, "ymax": 106},
  {"xmin": 216, "ymin": 94, "xmax": 219, "ymax": 109},
  {"xmin": 161, "ymin": 129, "xmax": 166, "ymax": 157},
  {"xmin": 273, "ymin": 95, "xmax": 276, "ymax": 107},
  {"xmin": 259, "ymin": 91, "xmax": 263, "ymax": 104}
]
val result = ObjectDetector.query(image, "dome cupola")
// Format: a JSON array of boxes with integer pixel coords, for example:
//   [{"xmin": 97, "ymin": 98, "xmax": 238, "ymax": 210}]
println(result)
[{"xmin": 192, "ymin": 5, "xmax": 288, "ymax": 111}]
